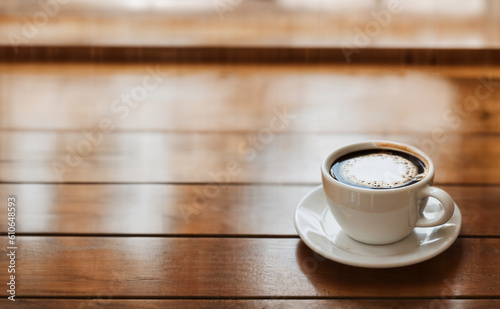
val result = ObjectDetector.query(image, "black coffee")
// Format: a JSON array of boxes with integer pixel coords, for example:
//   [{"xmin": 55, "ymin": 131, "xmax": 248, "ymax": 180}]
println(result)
[{"xmin": 330, "ymin": 149, "xmax": 427, "ymax": 189}]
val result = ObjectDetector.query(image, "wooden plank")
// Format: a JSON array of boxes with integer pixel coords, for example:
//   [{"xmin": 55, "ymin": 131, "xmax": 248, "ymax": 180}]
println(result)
[
  {"xmin": 1, "ymin": 299, "xmax": 498, "ymax": 309},
  {"xmin": 3, "ymin": 237, "xmax": 499, "ymax": 297},
  {"xmin": 0, "ymin": 184, "xmax": 311, "ymax": 236},
  {"xmin": 1, "ymin": 131, "xmax": 499, "ymax": 184},
  {"xmin": 1, "ymin": 64, "xmax": 499, "ymax": 133},
  {"xmin": 0, "ymin": 184, "xmax": 498, "ymax": 236},
  {"xmin": 1, "ymin": 0, "xmax": 499, "ymax": 49}
]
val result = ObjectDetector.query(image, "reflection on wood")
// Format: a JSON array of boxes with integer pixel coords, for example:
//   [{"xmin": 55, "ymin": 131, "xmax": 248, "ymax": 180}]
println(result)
[
  {"xmin": 1, "ymin": 132, "xmax": 499, "ymax": 184},
  {"xmin": 0, "ymin": 184, "xmax": 498, "ymax": 236},
  {"xmin": 1, "ymin": 64, "xmax": 499, "ymax": 132}
]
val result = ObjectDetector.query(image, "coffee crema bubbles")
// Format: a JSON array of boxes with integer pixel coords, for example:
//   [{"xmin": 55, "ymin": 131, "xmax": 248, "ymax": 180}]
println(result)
[{"xmin": 330, "ymin": 149, "xmax": 427, "ymax": 189}]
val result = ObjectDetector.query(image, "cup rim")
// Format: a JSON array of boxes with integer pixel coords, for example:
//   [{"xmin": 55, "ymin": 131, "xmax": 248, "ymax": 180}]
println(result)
[{"xmin": 321, "ymin": 140, "xmax": 434, "ymax": 192}]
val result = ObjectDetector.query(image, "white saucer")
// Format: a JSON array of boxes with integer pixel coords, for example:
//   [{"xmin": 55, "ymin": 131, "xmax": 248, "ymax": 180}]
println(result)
[{"xmin": 294, "ymin": 186, "xmax": 462, "ymax": 268}]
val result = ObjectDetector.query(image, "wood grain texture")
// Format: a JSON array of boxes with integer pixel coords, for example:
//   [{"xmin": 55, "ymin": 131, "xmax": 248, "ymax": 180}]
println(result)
[
  {"xmin": 1, "ymin": 0, "xmax": 499, "ymax": 48},
  {"xmin": 1, "ymin": 299, "xmax": 499, "ymax": 309},
  {"xmin": 1, "ymin": 0, "xmax": 499, "ymax": 306},
  {"xmin": 1, "ymin": 64, "xmax": 500, "ymax": 133},
  {"xmin": 1, "ymin": 131, "xmax": 499, "ymax": 184},
  {"xmin": 3, "ymin": 237, "xmax": 499, "ymax": 297},
  {"xmin": 0, "ymin": 184, "xmax": 498, "ymax": 236}
]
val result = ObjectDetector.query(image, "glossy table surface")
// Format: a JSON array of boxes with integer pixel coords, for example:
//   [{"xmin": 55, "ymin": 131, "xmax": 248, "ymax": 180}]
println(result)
[{"xmin": 0, "ymin": 1, "xmax": 499, "ymax": 308}]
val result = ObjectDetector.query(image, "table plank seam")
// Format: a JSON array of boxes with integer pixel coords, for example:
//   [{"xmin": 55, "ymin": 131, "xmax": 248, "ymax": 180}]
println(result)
[
  {"xmin": 3, "ymin": 234, "xmax": 498, "ymax": 238},
  {"xmin": 0, "ymin": 233, "xmax": 301, "ymax": 238},
  {"xmin": 2, "ymin": 129, "xmax": 500, "ymax": 135},
  {"xmin": 2, "ymin": 128, "xmax": 500, "ymax": 135},
  {"xmin": 0, "ymin": 181, "xmax": 319, "ymax": 186},
  {"xmin": 2, "ymin": 181, "xmax": 500, "ymax": 187},
  {"xmin": 11, "ymin": 296, "xmax": 500, "ymax": 300}
]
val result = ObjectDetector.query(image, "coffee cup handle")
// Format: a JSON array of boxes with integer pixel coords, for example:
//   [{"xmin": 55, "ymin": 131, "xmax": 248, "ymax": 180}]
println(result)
[{"xmin": 415, "ymin": 186, "xmax": 455, "ymax": 227}]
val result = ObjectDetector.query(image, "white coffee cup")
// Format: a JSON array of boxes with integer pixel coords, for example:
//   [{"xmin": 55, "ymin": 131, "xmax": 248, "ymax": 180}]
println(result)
[{"xmin": 321, "ymin": 140, "xmax": 455, "ymax": 245}]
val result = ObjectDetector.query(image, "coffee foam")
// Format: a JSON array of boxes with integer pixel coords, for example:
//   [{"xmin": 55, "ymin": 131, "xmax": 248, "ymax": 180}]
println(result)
[{"xmin": 341, "ymin": 153, "xmax": 424, "ymax": 188}]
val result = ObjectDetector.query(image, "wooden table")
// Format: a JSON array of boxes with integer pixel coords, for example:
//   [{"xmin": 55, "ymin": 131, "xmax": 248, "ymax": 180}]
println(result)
[{"xmin": 1, "ymin": 1, "xmax": 499, "ymax": 308}]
